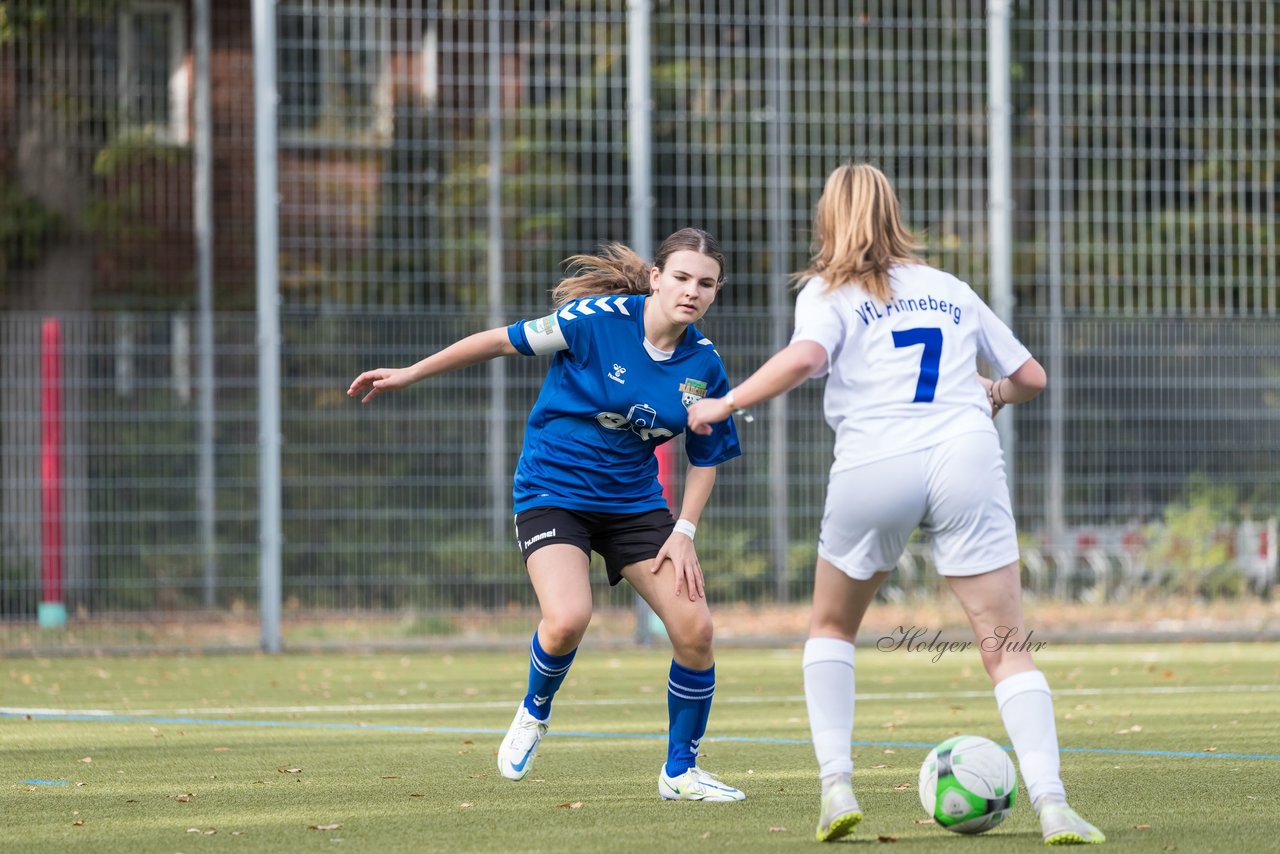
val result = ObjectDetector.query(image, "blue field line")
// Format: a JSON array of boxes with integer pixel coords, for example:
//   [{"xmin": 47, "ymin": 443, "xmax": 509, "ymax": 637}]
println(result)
[{"xmin": 5, "ymin": 711, "xmax": 1279, "ymax": 761}]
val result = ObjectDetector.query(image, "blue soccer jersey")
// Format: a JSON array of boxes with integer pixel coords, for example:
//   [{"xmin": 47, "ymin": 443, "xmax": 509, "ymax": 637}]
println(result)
[{"xmin": 506, "ymin": 294, "xmax": 741, "ymax": 513}]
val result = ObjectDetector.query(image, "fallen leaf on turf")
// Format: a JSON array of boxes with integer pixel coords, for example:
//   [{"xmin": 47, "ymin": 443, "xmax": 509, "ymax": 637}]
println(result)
[
  {"xmin": 699, "ymin": 832, "xmax": 710, "ymax": 840},
  {"xmin": 1135, "ymin": 824, "xmax": 1152, "ymax": 829},
  {"xmin": 768, "ymin": 826, "xmax": 786, "ymax": 833},
  {"xmin": 913, "ymin": 818, "xmax": 935, "ymax": 825},
  {"xmin": 75, "ymin": 782, "xmax": 86, "ymax": 787},
  {"xmin": 892, "ymin": 783, "xmax": 912, "ymax": 791},
  {"xmin": 871, "ymin": 764, "xmax": 889, "ymax": 769},
  {"xmin": 462, "ymin": 739, "xmax": 473, "ymax": 745},
  {"xmin": 461, "ymin": 803, "xmax": 474, "ymax": 809},
  {"xmin": 877, "ymin": 834, "xmax": 898, "ymax": 842},
  {"xmin": 410, "ymin": 793, "xmax": 424, "ymax": 797},
  {"xmin": 213, "ymin": 747, "xmax": 230, "ymax": 752},
  {"xmin": 79, "ymin": 757, "xmax": 92, "ymax": 763},
  {"xmin": 468, "ymin": 773, "xmax": 484, "ymax": 779},
  {"xmin": 555, "ymin": 801, "xmax": 583, "ymax": 809},
  {"xmin": 72, "ymin": 820, "xmax": 84, "ymax": 827},
  {"xmin": 883, "ymin": 749, "xmax": 895, "ymax": 754},
  {"xmin": 125, "ymin": 800, "xmax": 138, "ymax": 804},
  {"xmin": 174, "ymin": 793, "xmax": 196, "ymax": 802},
  {"xmin": 1203, "ymin": 747, "xmax": 1217, "ymax": 752},
  {"xmin": 380, "ymin": 775, "xmax": 400, "ymax": 779},
  {"xmin": 279, "ymin": 767, "xmax": 303, "ymax": 773},
  {"xmin": 308, "ymin": 823, "xmax": 342, "ymax": 831}
]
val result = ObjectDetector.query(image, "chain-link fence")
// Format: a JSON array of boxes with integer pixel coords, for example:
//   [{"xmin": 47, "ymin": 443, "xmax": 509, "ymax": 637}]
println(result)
[{"xmin": 1, "ymin": 2, "xmax": 1277, "ymax": 651}]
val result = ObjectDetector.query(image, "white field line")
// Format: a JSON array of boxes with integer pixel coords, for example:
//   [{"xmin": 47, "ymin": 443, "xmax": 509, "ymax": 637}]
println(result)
[{"xmin": 3, "ymin": 683, "xmax": 1278, "ymax": 719}]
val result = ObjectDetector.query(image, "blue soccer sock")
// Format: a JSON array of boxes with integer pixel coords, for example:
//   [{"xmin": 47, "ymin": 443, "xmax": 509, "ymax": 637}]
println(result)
[
  {"xmin": 522, "ymin": 631, "xmax": 576, "ymax": 721},
  {"xmin": 665, "ymin": 659, "xmax": 716, "ymax": 778}
]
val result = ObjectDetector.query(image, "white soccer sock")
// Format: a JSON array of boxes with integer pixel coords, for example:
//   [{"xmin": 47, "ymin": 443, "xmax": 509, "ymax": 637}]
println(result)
[
  {"xmin": 993, "ymin": 669, "xmax": 1067, "ymax": 807},
  {"xmin": 803, "ymin": 636, "xmax": 856, "ymax": 781}
]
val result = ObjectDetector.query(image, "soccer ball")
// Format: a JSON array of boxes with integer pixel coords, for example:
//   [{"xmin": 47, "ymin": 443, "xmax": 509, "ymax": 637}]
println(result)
[{"xmin": 918, "ymin": 735, "xmax": 1017, "ymax": 834}]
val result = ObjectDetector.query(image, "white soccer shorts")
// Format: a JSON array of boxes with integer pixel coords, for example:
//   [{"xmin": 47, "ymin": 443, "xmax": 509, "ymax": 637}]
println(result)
[{"xmin": 817, "ymin": 430, "xmax": 1021, "ymax": 580}]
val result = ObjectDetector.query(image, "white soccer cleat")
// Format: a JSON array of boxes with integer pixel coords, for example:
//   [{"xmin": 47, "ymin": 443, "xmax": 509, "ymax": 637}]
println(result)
[
  {"xmin": 497, "ymin": 704, "xmax": 548, "ymax": 781},
  {"xmin": 1039, "ymin": 802, "xmax": 1106, "ymax": 845},
  {"xmin": 815, "ymin": 781, "xmax": 863, "ymax": 842},
  {"xmin": 659, "ymin": 766, "xmax": 746, "ymax": 802}
]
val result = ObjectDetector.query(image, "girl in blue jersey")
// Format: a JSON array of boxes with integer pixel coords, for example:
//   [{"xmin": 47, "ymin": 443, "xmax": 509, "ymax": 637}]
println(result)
[
  {"xmin": 688, "ymin": 165, "xmax": 1105, "ymax": 843},
  {"xmin": 349, "ymin": 228, "xmax": 746, "ymax": 802}
]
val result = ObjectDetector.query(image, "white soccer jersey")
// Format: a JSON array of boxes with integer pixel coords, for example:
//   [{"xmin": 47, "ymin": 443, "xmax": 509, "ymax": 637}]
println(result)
[{"xmin": 791, "ymin": 264, "xmax": 1033, "ymax": 472}]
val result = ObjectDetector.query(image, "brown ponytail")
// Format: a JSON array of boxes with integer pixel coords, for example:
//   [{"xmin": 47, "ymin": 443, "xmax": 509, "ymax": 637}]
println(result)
[{"xmin": 551, "ymin": 227, "xmax": 725, "ymax": 307}]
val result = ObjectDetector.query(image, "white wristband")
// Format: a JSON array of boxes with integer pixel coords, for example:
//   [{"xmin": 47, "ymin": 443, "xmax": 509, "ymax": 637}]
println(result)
[
  {"xmin": 724, "ymin": 389, "xmax": 755, "ymax": 423},
  {"xmin": 673, "ymin": 519, "xmax": 697, "ymax": 540}
]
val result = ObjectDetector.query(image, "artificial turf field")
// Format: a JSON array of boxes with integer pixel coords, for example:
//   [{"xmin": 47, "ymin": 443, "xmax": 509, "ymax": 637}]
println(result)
[{"xmin": 3, "ymin": 641, "xmax": 1277, "ymax": 853}]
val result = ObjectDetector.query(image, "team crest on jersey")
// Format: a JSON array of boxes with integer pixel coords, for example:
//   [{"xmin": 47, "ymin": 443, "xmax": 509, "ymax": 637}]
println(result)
[{"xmin": 679, "ymin": 378, "xmax": 708, "ymax": 408}]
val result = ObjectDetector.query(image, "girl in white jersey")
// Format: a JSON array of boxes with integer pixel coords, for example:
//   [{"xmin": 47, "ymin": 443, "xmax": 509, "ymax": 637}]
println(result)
[{"xmin": 688, "ymin": 164, "xmax": 1105, "ymax": 845}]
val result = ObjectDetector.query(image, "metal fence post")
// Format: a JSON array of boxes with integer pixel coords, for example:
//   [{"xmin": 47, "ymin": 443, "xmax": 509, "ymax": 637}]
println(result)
[
  {"xmin": 629, "ymin": 0, "xmax": 655, "ymax": 646},
  {"xmin": 987, "ymin": 0, "xmax": 1016, "ymax": 490},
  {"xmin": 766, "ymin": 0, "xmax": 792, "ymax": 603},
  {"xmin": 194, "ymin": 0, "xmax": 218, "ymax": 610},
  {"xmin": 486, "ymin": 4, "xmax": 508, "ymax": 548},
  {"xmin": 253, "ymin": 0, "xmax": 282, "ymax": 653}
]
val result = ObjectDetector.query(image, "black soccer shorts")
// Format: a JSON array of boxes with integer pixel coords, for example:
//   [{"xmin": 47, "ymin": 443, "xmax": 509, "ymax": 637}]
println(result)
[{"xmin": 514, "ymin": 506, "xmax": 676, "ymax": 585}]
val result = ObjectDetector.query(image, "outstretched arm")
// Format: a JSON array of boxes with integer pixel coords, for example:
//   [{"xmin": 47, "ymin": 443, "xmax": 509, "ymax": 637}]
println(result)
[
  {"xmin": 686, "ymin": 340, "xmax": 828, "ymax": 434},
  {"xmin": 347, "ymin": 326, "xmax": 518, "ymax": 403},
  {"xmin": 652, "ymin": 463, "xmax": 718, "ymax": 601}
]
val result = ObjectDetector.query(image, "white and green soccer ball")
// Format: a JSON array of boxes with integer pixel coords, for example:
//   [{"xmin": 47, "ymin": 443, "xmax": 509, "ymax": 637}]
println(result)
[{"xmin": 918, "ymin": 735, "xmax": 1017, "ymax": 834}]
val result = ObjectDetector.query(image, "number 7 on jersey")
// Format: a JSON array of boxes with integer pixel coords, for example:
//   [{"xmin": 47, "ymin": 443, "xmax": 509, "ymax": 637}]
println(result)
[{"xmin": 891, "ymin": 327, "xmax": 942, "ymax": 403}]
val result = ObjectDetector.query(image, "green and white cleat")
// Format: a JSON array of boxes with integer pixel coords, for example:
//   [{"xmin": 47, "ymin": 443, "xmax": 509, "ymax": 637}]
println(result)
[
  {"xmin": 659, "ymin": 766, "xmax": 746, "ymax": 802},
  {"xmin": 1039, "ymin": 802, "xmax": 1106, "ymax": 845},
  {"xmin": 497, "ymin": 704, "xmax": 548, "ymax": 781},
  {"xmin": 815, "ymin": 781, "xmax": 863, "ymax": 842}
]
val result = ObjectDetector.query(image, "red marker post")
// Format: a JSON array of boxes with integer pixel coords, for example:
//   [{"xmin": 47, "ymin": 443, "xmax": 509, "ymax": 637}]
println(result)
[
  {"xmin": 39, "ymin": 317, "xmax": 67, "ymax": 629},
  {"xmin": 637, "ymin": 442, "xmax": 678, "ymax": 640}
]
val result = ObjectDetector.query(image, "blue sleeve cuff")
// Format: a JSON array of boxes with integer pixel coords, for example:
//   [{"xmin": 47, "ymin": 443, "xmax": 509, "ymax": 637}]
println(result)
[{"xmin": 507, "ymin": 320, "xmax": 535, "ymax": 356}]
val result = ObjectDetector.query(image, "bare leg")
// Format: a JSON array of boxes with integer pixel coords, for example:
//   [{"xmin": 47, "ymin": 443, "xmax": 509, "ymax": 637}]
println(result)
[
  {"xmin": 944, "ymin": 562, "xmax": 1035, "ymax": 682},
  {"xmin": 946, "ymin": 564, "xmax": 1104, "ymax": 842},
  {"xmin": 622, "ymin": 558, "xmax": 744, "ymax": 800},
  {"xmin": 621, "ymin": 557, "xmax": 713, "ymax": 669},
  {"xmin": 806, "ymin": 560, "xmax": 889, "ymax": 842},
  {"xmin": 496, "ymin": 544, "xmax": 593, "ymax": 781},
  {"xmin": 525, "ymin": 543, "xmax": 593, "ymax": 655},
  {"xmin": 810, "ymin": 559, "xmax": 890, "ymax": 642}
]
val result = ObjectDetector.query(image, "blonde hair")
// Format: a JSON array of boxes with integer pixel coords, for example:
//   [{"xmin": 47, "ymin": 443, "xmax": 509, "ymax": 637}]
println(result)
[
  {"xmin": 795, "ymin": 162, "xmax": 923, "ymax": 302},
  {"xmin": 551, "ymin": 228, "xmax": 725, "ymax": 307}
]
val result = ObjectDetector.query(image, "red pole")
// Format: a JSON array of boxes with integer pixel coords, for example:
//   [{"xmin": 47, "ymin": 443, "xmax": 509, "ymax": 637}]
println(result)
[
  {"xmin": 39, "ymin": 317, "xmax": 66, "ymax": 628},
  {"xmin": 656, "ymin": 443, "xmax": 676, "ymax": 512}
]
